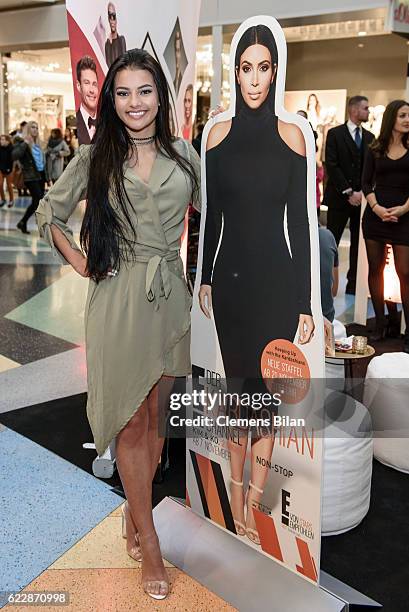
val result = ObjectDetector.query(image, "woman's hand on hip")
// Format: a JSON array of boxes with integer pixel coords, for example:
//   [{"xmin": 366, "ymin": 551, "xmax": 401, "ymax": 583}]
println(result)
[
  {"xmin": 298, "ymin": 314, "xmax": 314, "ymax": 345},
  {"xmin": 199, "ymin": 284, "xmax": 212, "ymax": 318}
]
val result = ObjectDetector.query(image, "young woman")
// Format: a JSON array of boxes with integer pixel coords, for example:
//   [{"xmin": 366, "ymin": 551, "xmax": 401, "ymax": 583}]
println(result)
[
  {"xmin": 362, "ymin": 99, "xmax": 409, "ymax": 351},
  {"xmin": 199, "ymin": 25, "xmax": 314, "ymax": 545},
  {"xmin": 45, "ymin": 128, "xmax": 70, "ymax": 184},
  {"xmin": 13, "ymin": 121, "xmax": 45, "ymax": 233},
  {"xmin": 36, "ymin": 49, "xmax": 200, "ymax": 600},
  {"xmin": 0, "ymin": 135, "xmax": 14, "ymax": 208}
]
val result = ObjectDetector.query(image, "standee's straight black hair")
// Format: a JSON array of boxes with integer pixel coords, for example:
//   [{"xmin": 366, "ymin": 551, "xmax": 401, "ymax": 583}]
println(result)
[
  {"xmin": 80, "ymin": 48, "xmax": 198, "ymax": 282},
  {"xmin": 234, "ymin": 24, "xmax": 278, "ymax": 115}
]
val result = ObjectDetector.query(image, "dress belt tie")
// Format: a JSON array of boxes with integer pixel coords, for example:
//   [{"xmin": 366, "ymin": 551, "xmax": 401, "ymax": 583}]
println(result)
[{"xmin": 145, "ymin": 251, "xmax": 179, "ymax": 310}]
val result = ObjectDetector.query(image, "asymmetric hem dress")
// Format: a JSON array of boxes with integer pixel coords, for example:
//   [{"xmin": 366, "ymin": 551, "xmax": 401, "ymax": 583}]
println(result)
[
  {"xmin": 201, "ymin": 102, "xmax": 311, "ymax": 386},
  {"xmin": 36, "ymin": 140, "xmax": 201, "ymax": 456}
]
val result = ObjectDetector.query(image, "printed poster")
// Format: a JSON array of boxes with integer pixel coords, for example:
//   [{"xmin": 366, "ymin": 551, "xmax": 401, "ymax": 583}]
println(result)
[{"xmin": 186, "ymin": 15, "xmax": 325, "ymax": 585}]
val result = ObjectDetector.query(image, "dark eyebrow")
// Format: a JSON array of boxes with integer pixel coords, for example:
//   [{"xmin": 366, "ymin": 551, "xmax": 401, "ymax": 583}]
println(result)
[
  {"xmin": 115, "ymin": 84, "xmax": 153, "ymax": 91},
  {"xmin": 241, "ymin": 59, "xmax": 271, "ymax": 66}
]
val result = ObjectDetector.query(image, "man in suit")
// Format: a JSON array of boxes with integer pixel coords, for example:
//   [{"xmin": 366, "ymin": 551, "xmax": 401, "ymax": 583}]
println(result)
[
  {"xmin": 75, "ymin": 56, "xmax": 99, "ymax": 145},
  {"xmin": 323, "ymin": 95, "xmax": 373, "ymax": 294}
]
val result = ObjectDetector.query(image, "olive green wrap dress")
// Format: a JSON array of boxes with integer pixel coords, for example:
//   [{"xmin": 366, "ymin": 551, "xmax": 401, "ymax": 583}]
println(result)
[{"xmin": 36, "ymin": 139, "xmax": 201, "ymax": 456}]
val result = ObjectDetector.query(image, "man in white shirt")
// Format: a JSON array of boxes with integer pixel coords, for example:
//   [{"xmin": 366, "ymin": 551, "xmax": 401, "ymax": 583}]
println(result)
[
  {"xmin": 75, "ymin": 56, "xmax": 99, "ymax": 145},
  {"xmin": 323, "ymin": 96, "xmax": 374, "ymax": 294}
]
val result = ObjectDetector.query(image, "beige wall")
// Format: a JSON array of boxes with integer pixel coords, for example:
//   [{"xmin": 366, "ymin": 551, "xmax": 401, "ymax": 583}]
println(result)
[{"xmin": 286, "ymin": 34, "xmax": 408, "ymax": 111}]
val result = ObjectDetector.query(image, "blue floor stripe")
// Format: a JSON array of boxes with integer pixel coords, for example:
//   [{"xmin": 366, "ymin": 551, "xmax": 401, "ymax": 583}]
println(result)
[{"xmin": 0, "ymin": 428, "xmax": 121, "ymax": 600}]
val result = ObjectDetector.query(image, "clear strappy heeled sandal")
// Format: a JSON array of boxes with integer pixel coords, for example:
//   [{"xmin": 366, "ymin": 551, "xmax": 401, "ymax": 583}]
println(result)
[
  {"xmin": 121, "ymin": 502, "xmax": 142, "ymax": 562},
  {"xmin": 139, "ymin": 532, "xmax": 169, "ymax": 601}
]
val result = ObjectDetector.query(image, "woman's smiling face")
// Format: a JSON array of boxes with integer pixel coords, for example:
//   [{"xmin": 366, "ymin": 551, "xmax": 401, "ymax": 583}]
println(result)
[{"xmin": 236, "ymin": 44, "xmax": 276, "ymax": 110}]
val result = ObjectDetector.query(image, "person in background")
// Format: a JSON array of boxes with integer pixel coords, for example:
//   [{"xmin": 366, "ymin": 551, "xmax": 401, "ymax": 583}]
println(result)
[
  {"xmin": 362, "ymin": 99, "xmax": 409, "ymax": 351},
  {"xmin": 63, "ymin": 128, "xmax": 78, "ymax": 168},
  {"xmin": 76, "ymin": 56, "xmax": 99, "ymax": 145},
  {"xmin": 12, "ymin": 122, "xmax": 29, "ymax": 196},
  {"xmin": 12, "ymin": 121, "xmax": 45, "ymax": 234},
  {"xmin": 16, "ymin": 121, "xmax": 27, "ymax": 138},
  {"xmin": 46, "ymin": 129, "xmax": 70, "ymax": 184},
  {"xmin": 105, "ymin": 2, "xmax": 126, "ymax": 68},
  {"xmin": 192, "ymin": 122, "xmax": 204, "ymax": 157},
  {"xmin": 323, "ymin": 95, "xmax": 373, "ymax": 295},
  {"xmin": 319, "ymin": 224, "xmax": 339, "ymax": 355},
  {"xmin": 319, "ymin": 225, "xmax": 339, "ymax": 323},
  {"xmin": 0, "ymin": 135, "xmax": 15, "ymax": 208}
]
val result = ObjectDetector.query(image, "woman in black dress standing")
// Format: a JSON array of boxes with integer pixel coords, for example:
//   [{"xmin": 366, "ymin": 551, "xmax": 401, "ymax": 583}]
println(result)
[
  {"xmin": 198, "ymin": 25, "xmax": 314, "ymax": 544},
  {"xmin": 362, "ymin": 99, "xmax": 409, "ymax": 351}
]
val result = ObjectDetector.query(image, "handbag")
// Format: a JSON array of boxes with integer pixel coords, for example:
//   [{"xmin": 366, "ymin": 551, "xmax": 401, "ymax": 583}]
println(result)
[{"xmin": 12, "ymin": 163, "xmax": 25, "ymax": 190}]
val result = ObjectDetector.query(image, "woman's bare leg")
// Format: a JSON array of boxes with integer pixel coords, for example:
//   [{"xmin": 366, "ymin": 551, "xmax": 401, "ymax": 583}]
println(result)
[
  {"xmin": 147, "ymin": 375, "xmax": 175, "ymax": 476},
  {"xmin": 120, "ymin": 376, "xmax": 175, "ymax": 543},
  {"xmin": 116, "ymin": 392, "xmax": 168, "ymax": 597}
]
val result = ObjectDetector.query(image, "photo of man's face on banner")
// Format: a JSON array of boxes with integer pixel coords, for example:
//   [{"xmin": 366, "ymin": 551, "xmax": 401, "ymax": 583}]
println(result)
[
  {"xmin": 66, "ymin": 1, "xmax": 200, "ymax": 144},
  {"xmin": 188, "ymin": 15, "xmax": 325, "ymax": 586}
]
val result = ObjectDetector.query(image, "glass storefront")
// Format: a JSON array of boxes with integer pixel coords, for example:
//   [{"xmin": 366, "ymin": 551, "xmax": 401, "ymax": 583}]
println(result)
[{"xmin": 4, "ymin": 48, "xmax": 73, "ymax": 141}]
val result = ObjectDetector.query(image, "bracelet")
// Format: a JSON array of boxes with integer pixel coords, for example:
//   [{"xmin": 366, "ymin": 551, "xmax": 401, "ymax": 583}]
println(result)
[{"xmin": 370, "ymin": 202, "xmax": 379, "ymax": 210}]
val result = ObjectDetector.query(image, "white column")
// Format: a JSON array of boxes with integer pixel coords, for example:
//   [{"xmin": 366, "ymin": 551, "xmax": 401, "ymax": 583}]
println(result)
[{"xmin": 210, "ymin": 25, "xmax": 223, "ymax": 109}]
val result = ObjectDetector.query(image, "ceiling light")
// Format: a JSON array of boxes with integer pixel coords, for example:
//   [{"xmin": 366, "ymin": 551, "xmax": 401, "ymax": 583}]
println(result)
[{"xmin": 358, "ymin": 31, "xmax": 367, "ymax": 37}]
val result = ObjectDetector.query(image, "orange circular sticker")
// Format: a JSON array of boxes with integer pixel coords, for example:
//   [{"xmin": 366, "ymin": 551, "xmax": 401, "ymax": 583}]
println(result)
[{"xmin": 260, "ymin": 339, "xmax": 310, "ymax": 404}]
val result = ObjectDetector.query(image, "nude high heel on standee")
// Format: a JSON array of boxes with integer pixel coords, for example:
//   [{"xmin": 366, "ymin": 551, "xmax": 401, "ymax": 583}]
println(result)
[
  {"xmin": 121, "ymin": 502, "xmax": 142, "ymax": 562},
  {"xmin": 230, "ymin": 478, "xmax": 246, "ymax": 536},
  {"xmin": 245, "ymin": 481, "xmax": 263, "ymax": 545},
  {"xmin": 139, "ymin": 532, "xmax": 170, "ymax": 601}
]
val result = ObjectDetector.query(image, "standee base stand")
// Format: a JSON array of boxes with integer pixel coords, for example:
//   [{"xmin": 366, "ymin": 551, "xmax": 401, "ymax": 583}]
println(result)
[{"xmin": 153, "ymin": 497, "xmax": 382, "ymax": 612}]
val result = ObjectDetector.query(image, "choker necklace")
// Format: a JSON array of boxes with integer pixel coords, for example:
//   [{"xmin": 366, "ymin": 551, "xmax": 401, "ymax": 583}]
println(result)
[{"xmin": 130, "ymin": 135, "xmax": 156, "ymax": 146}]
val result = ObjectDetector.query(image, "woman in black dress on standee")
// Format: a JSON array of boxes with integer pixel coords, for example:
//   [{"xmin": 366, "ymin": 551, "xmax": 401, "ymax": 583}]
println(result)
[
  {"xmin": 198, "ymin": 25, "xmax": 314, "ymax": 545},
  {"xmin": 362, "ymin": 99, "xmax": 409, "ymax": 351}
]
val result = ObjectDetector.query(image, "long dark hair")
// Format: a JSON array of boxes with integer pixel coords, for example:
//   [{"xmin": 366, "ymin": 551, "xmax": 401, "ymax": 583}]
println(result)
[
  {"xmin": 81, "ymin": 48, "xmax": 198, "ymax": 282},
  {"xmin": 234, "ymin": 25, "xmax": 278, "ymax": 115},
  {"xmin": 371, "ymin": 99, "xmax": 409, "ymax": 157}
]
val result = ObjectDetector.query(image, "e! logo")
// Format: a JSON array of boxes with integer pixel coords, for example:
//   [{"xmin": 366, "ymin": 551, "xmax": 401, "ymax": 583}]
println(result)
[{"xmin": 281, "ymin": 489, "xmax": 291, "ymax": 526}]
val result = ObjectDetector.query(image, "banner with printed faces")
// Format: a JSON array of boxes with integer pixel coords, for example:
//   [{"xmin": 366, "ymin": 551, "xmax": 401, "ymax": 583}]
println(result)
[
  {"xmin": 65, "ymin": 0, "xmax": 200, "ymax": 145},
  {"xmin": 65, "ymin": 0, "xmax": 201, "ymax": 266},
  {"xmin": 186, "ymin": 16, "xmax": 325, "ymax": 585}
]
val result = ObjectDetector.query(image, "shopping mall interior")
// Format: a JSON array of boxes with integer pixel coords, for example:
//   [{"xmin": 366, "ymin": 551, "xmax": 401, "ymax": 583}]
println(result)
[{"xmin": 0, "ymin": 1, "xmax": 408, "ymax": 611}]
